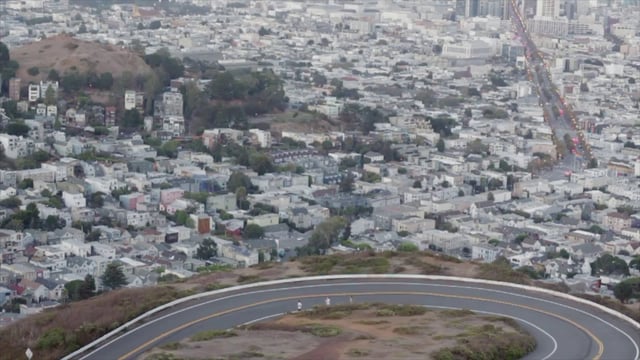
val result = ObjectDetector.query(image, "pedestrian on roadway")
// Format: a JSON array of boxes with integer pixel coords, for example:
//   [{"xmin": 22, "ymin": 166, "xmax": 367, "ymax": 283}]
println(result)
[
  {"xmin": 349, "ymin": 296, "xmax": 353, "ymax": 304},
  {"xmin": 325, "ymin": 297, "xmax": 331, "ymax": 306},
  {"xmin": 297, "ymin": 300, "xmax": 302, "ymax": 311}
]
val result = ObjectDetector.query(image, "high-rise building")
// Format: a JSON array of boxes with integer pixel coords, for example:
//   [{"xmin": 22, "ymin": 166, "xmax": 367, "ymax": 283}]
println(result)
[
  {"xmin": 124, "ymin": 90, "xmax": 136, "ymax": 110},
  {"xmin": 458, "ymin": 0, "xmax": 510, "ymax": 19},
  {"xmin": 8, "ymin": 78, "xmax": 21, "ymax": 101},
  {"xmin": 536, "ymin": 0, "xmax": 561, "ymax": 18}
]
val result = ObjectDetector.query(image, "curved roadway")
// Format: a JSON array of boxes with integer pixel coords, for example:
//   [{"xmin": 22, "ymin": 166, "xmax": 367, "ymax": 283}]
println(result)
[{"xmin": 68, "ymin": 277, "xmax": 640, "ymax": 360}]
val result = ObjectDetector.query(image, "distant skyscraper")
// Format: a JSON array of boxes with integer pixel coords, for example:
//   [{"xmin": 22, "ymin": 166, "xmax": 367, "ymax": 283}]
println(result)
[
  {"xmin": 536, "ymin": 0, "xmax": 561, "ymax": 17},
  {"xmin": 458, "ymin": 0, "xmax": 509, "ymax": 19}
]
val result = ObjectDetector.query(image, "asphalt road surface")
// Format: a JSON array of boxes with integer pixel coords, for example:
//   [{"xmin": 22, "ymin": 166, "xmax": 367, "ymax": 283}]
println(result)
[
  {"xmin": 73, "ymin": 278, "xmax": 640, "ymax": 360},
  {"xmin": 510, "ymin": 0, "xmax": 588, "ymax": 177}
]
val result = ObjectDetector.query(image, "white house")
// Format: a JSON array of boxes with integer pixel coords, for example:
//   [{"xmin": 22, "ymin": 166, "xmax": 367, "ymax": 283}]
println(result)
[{"xmin": 62, "ymin": 191, "xmax": 86, "ymax": 208}]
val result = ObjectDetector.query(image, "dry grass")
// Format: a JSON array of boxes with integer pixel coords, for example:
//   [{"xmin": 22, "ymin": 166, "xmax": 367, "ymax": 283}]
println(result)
[
  {"xmin": 0, "ymin": 286, "xmax": 185, "ymax": 360},
  {"xmin": 10, "ymin": 35, "xmax": 152, "ymax": 82}
]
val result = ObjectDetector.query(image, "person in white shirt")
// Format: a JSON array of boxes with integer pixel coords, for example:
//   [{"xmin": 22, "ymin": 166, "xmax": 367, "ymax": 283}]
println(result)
[
  {"xmin": 297, "ymin": 300, "xmax": 302, "ymax": 311},
  {"xmin": 325, "ymin": 297, "xmax": 331, "ymax": 306}
]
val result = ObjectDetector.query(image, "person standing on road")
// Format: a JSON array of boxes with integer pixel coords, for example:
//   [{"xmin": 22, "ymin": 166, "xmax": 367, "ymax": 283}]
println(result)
[
  {"xmin": 325, "ymin": 297, "xmax": 331, "ymax": 306},
  {"xmin": 297, "ymin": 300, "xmax": 302, "ymax": 311},
  {"xmin": 349, "ymin": 296, "xmax": 353, "ymax": 304}
]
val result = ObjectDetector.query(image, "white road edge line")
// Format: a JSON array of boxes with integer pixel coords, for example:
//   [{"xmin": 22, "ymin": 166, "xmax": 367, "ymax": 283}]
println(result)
[
  {"xmin": 80, "ymin": 282, "xmax": 637, "ymax": 360},
  {"xmin": 426, "ymin": 305, "xmax": 558, "ymax": 360},
  {"xmin": 239, "ymin": 313, "xmax": 285, "ymax": 326},
  {"xmin": 75, "ymin": 281, "xmax": 638, "ymax": 360},
  {"xmin": 65, "ymin": 275, "xmax": 640, "ymax": 360}
]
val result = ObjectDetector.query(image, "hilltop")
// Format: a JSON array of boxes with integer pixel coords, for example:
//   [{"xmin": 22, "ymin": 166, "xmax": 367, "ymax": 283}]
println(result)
[
  {"xmin": 143, "ymin": 304, "xmax": 535, "ymax": 360},
  {"xmin": 0, "ymin": 251, "xmax": 636, "ymax": 360},
  {"xmin": 10, "ymin": 35, "xmax": 152, "ymax": 82}
]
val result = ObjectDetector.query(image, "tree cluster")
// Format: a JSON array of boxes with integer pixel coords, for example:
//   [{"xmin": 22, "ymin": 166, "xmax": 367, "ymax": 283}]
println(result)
[
  {"xmin": 144, "ymin": 48, "xmax": 185, "ymax": 81},
  {"xmin": 1, "ymin": 203, "xmax": 66, "ymax": 231},
  {"xmin": 64, "ymin": 275, "xmax": 96, "ymax": 302},
  {"xmin": 590, "ymin": 254, "xmax": 630, "ymax": 277},
  {"xmin": 192, "ymin": 69, "xmax": 286, "ymax": 130},
  {"xmin": 338, "ymin": 104, "xmax": 388, "ymax": 135},
  {"xmin": 0, "ymin": 42, "xmax": 19, "ymax": 94},
  {"xmin": 298, "ymin": 217, "xmax": 348, "ymax": 255},
  {"xmin": 614, "ymin": 277, "xmax": 640, "ymax": 303},
  {"xmin": 60, "ymin": 70, "xmax": 114, "ymax": 93}
]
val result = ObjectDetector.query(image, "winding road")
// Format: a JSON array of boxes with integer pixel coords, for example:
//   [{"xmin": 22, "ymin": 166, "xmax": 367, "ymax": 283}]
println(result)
[{"xmin": 66, "ymin": 276, "xmax": 640, "ymax": 360}]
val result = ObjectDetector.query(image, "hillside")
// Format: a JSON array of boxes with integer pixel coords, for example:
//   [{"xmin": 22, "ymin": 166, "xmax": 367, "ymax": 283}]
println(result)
[
  {"xmin": 10, "ymin": 35, "xmax": 153, "ymax": 82},
  {"xmin": 0, "ymin": 251, "xmax": 637, "ymax": 360}
]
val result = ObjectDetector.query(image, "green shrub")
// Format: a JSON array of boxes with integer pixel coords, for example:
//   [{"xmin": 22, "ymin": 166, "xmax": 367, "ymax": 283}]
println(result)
[
  {"xmin": 159, "ymin": 341, "xmax": 184, "ymax": 350},
  {"xmin": 347, "ymin": 348, "xmax": 370, "ymax": 357},
  {"xmin": 378, "ymin": 304, "xmax": 427, "ymax": 316},
  {"xmin": 190, "ymin": 329, "xmax": 237, "ymax": 342},
  {"xmin": 37, "ymin": 328, "xmax": 67, "ymax": 349},
  {"xmin": 393, "ymin": 326, "xmax": 422, "ymax": 335},
  {"xmin": 306, "ymin": 324, "xmax": 342, "ymax": 337}
]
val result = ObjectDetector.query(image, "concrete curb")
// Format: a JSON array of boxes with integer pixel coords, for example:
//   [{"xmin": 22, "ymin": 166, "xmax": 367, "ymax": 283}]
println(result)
[{"xmin": 62, "ymin": 274, "xmax": 640, "ymax": 359}]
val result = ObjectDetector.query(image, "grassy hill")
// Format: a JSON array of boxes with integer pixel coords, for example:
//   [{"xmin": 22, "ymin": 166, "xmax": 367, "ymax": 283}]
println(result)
[
  {"xmin": 10, "ymin": 35, "xmax": 152, "ymax": 82},
  {"xmin": 0, "ymin": 251, "xmax": 637, "ymax": 360}
]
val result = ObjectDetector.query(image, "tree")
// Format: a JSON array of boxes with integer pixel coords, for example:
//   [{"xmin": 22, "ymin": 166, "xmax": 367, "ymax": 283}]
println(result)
[
  {"xmin": 235, "ymin": 186, "xmax": 247, "ymax": 206},
  {"xmin": 523, "ymin": 129, "xmax": 534, "ymax": 139},
  {"xmin": 412, "ymin": 180, "xmax": 422, "ymax": 189},
  {"xmin": 436, "ymin": 138, "xmax": 445, "ymax": 152},
  {"xmin": 0, "ymin": 196, "xmax": 21, "ymax": 209},
  {"xmin": 122, "ymin": 109, "xmax": 143, "ymax": 129},
  {"xmin": 61, "ymin": 71, "xmax": 87, "ymax": 93},
  {"xmin": 86, "ymin": 230, "xmax": 102, "ymax": 242},
  {"xmin": 88, "ymin": 192, "xmax": 105, "ymax": 208},
  {"xmin": 339, "ymin": 173, "xmax": 355, "ymax": 193},
  {"xmin": 18, "ymin": 178, "xmax": 34, "ymax": 189},
  {"xmin": 1, "ymin": 100, "xmax": 18, "ymax": 119},
  {"xmin": 581, "ymin": 205, "xmax": 592, "ymax": 221},
  {"xmin": 44, "ymin": 85, "xmax": 56, "ymax": 105},
  {"xmin": 244, "ymin": 224, "xmax": 264, "ymax": 239},
  {"xmin": 5, "ymin": 122, "xmax": 30, "ymax": 137},
  {"xmin": 258, "ymin": 26, "xmax": 272, "ymax": 36},
  {"xmin": 614, "ymin": 281, "xmax": 634, "ymax": 303},
  {"xmin": 80, "ymin": 275, "xmax": 96, "ymax": 299},
  {"xmin": 66, "ymin": 275, "xmax": 96, "ymax": 301},
  {"xmin": 308, "ymin": 217, "xmax": 347, "ymax": 251},
  {"xmin": 48, "ymin": 69, "xmax": 60, "ymax": 81},
  {"xmin": 227, "ymin": 172, "xmax": 252, "ymax": 193},
  {"xmin": 175, "ymin": 210, "xmax": 190, "ymax": 226},
  {"xmin": 78, "ymin": 23, "xmax": 87, "ymax": 33},
  {"xmin": 0, "ymin": 42, "xmax": 9, "ymax": 65},
  {"xmin": 148, "ymin": 20, "xmax": 162, "ymax": 30},
  {"xmin": 97, "ymin": 72, "xmax": 114, "ymax": 90},
  {"xmin": 195, "ymin": 238, "xmax": 217, "ymax": 260},
  {"xmin": 43, "ymin": 215, "xmax": 65, "ymax": 231},
  {"xmin": 248, "ymin": 153, "xmax": 274, "ymax": 175},
  {"xmin": 590, "ymin": 254, "xmax": 630, "ymax": 276},
  {"xmin": 466, "ymin": 139, "xmax": 489, "ymax": 155},
  {"xmin": 27, "ymin": 66, "xmax": 40, "ymax": 76},
  {"xmin": 101, "ymin": 262, "xmax": 128, "ymax": 290}
]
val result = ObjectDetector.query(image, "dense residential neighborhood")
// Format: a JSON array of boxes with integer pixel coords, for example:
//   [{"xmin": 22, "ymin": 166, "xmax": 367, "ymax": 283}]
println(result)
[{"xmin": 0, "ymin": 0, "xmax": 640, "ymax": 328}]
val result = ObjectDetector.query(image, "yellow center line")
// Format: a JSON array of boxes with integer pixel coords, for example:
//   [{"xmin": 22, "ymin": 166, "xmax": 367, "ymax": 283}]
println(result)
[{"xmin": 117, "ymin": 291, "xmax": 604, "ymax": 360}]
